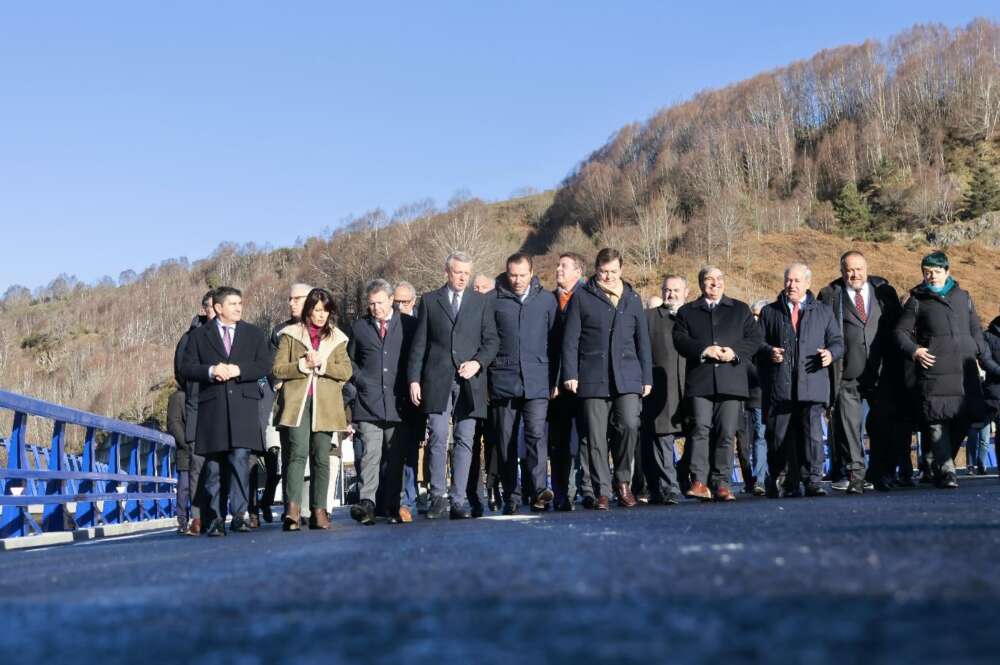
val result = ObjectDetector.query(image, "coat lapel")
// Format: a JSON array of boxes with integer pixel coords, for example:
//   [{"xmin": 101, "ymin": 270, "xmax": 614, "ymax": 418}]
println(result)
[
  {"xmin": 206, "ymin": 321, "xmax": 228, "ymax": 359},
  {"xmin": 437, "ymin": 288, "xmax": 457, "ymax": 323}
]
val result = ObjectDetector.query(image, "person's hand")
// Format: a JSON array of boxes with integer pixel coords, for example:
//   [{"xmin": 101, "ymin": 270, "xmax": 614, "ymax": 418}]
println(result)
[
  {"xmin": 226, "ymin": 363, "xmax": 241, "ymax": 378},
  {"xmin": 305, "ymin": 351, "xmax": 320, "ymax": 369},
  {"xmin": 550, "ymin": 386, "xmax": 559, "ymax": 399},
  {"xmin": 770, "ymin": 347, "xmax": 785, "ymax": 364},
  {"xmin": 702, "ymin": 345, "xmax": 723, "ymax": 361},
  {"xmin": 717, "ymin": 347, "xmax": 736, "ymax": 363},
  {"xmin": 212, "ymin": 364, "xmax": 232, "ymax": 381},
  {"xmin": 409, "ymin": 382, "xmax": 422, "ymax": 407},
  {"xmin": 458, "ymin": 360, "xmax": 481, "ymax": 379},
  {"xmin": 563, "ymin": 379, "xmax": 579, "ymax": 394},
  {"xmin": 642, "ymin": 384, "xmax": 652, "ymax": 397},
  {"xmin": 914, "ymin": 347, "xmax": 936, "ymax": 369},
  {"xmin": 817, "ymin": 348, "xmax": 833, "ymax": 368}
]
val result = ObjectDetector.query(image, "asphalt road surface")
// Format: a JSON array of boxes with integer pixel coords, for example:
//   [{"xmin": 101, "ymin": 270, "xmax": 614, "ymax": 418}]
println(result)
[{"xmin": 2, "ymin": 478, "xmax": 999, "ymax": 664}]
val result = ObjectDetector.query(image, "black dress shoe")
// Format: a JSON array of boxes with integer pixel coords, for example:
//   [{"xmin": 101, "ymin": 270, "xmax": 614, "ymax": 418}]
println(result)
[
  {"xmin": 470, "ymin": 503, "xmax": 485, "ymax": 518},
  {"xmin": 426, "ymin": 496, "xmax": 450, "ymax": 520},
  {"xmin": 205, "ymin": 518, "xmax": 226, "ymax": 537},
  {"xmin": 231, "ymin": 516, "xmax": 251, "ymax": 533},
  {"xmin": 581, "ymin": 495, "xmax": 597, "ymax": 510},
  {"xmin": 351, "ymin": 499, "xmax": 376, "ymax": 525},
  {"xmin": 261, "ymin": 505, "xmax": 274, "ymax": 523},
  {"xmin": 450, "ymin": 504, "xmax": 472, "ymax": 519},
  {"xmin": 804, "ymin": 483, "xmax": 827, "ymax": 497},
  {"xmin": 502, "ymin": 501, "xmax": 519, "ymax": 516},
  {"xmin": 847, "ymin": 478, "xmax": 865, "ymax": 495},
  {"xmin": 556, "ymin": 498, "xmax": 575, "ymax": 512}
]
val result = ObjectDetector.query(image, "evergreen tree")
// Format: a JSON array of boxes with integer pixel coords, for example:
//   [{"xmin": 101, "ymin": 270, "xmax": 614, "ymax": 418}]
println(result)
[
  {"xmin": 833, "ymin": 182, "xmax": 872, "ymax": 237},
  {"xmin": 962, "ymin": 164, "xmax": 1000, "ymax": 220}
]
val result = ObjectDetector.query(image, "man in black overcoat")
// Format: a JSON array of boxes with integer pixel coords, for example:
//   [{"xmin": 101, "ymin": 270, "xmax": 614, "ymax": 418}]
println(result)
[{"xmin": 180, "ymin": 286, "xmax": 273, "ymax": 536}]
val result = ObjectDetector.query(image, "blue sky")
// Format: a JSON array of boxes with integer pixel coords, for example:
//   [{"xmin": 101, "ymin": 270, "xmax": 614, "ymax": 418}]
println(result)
[{"xmin": 1, "ymin": 1, "xmax": 997, "ymax": 292}]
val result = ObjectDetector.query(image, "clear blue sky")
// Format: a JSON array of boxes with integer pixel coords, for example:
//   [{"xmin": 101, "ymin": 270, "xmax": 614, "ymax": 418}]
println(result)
[{"xmin": 1, "ymin": 1, "xmax": 996, "ymax": 292}]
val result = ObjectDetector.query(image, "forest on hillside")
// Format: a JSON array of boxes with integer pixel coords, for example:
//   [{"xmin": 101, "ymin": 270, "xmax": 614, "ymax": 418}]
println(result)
[{"xmin": 2, "ymin": 19, "xmax": 1000, "ymax": 442}]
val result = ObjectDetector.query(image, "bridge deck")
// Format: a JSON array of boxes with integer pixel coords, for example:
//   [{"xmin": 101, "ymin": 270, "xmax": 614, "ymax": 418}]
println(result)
[{"xmin": 2, "ymin": 478, "xmax": 999, "ymax": 663}]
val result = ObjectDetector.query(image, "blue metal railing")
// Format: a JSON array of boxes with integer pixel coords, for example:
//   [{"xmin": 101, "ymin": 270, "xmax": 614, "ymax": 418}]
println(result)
[{"xmin": 0, "ymin": 389, "xmax": 176, "ymax": 538}]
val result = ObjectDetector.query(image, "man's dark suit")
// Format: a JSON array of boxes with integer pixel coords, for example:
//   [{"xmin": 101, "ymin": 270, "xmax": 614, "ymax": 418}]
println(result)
[
  {"xmin": 407, "ymin": 285, "xmax": 499, "ymax": 511},
  {"xmin": 180, "ymin": 319, "xmax": 272, "ymax": 523}
]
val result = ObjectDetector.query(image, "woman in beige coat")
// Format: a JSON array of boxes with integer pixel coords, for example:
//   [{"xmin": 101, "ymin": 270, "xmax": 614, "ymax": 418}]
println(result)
[{"xmin": 272, "ymin": 288, "xmax": 352, "ymax": 530}]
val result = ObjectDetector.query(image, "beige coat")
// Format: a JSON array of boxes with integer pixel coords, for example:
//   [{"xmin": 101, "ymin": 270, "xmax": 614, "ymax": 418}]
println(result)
[{"xmin": 272, "ymin": 323, "xmax": 352, "ymax": 432}]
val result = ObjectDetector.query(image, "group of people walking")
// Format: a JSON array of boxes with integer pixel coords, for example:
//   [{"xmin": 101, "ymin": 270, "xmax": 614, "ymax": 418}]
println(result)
[{"xmin": 166, "ymin": 245, "xmax": 998, "ymax": 536}]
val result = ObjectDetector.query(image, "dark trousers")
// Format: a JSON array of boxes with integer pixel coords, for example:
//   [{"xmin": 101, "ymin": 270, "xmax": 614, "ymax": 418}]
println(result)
[
  {"xmin": 767, "ymin": 401, "xmax": 825, "ymax": 489},
  {"xmin": 425, "ymin": 379, "xmax": 478, "ymax": 508},
  {"xmin": 176, "ymin": 470, "xmax": 191, "ymax": 522},
  {"xmin": 637, "ymin": 431, "xmax": 681, "ymax": 501},
  {"xmin": 688, "ymin": 396, "xmax": 740, "ymax": 490},
  {"xmin": 490, "ymin": 397, "xmax": 549, "ymax": 504},
  {"xmin": 865, "ymin": 390, "xmax": 913, "ymax": 481},
  {"xmin": 549, "ymin": 393, "xmax": 590, "ymax": 504},
  {"xmin": 248, "ymin": 447, "xmax": 279, "ymax": 515},
  {"xmin": 400, "ymin": 417, "xmax": 423, "ymax": 509},
  {"xmin": 921, "ymin": 419, "xmax": 967, "ymax": 478},
  {"xmin": 582, "ymin": 394, "xmax": 640, "ymax": 498},
  {"xmin": 203, "ymin": 447, "xmax": 251, "ymax": 522},
  {"xmin": 833, "ymin": 379, "xmax": 867, "ymax": 481}
]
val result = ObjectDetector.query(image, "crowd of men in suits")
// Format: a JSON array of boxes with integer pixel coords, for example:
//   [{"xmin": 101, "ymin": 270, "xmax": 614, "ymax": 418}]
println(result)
[{"xmin": 167, "ymin": 245, "xmax": 998, "ymax": 534}]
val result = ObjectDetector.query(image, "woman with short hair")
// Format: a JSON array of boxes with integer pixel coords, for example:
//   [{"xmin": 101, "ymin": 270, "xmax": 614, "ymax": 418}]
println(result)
[
  {"xmin": 895, "ymin": 252, "xmax": 987, "ymax": 489},
  {"xmin": 272, "ymin": 288, "xmax": 352, "ymax": 529}
]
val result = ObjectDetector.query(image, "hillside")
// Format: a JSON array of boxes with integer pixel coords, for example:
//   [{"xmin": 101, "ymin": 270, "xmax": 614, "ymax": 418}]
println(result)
[{"xmin": 3, "ymin": 18, "xmax": 1000, "ymax": 448}]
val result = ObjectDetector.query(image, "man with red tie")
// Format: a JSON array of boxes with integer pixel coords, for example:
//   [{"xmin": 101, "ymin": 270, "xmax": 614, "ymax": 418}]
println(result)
[
  {"xmin": 758, "ymin": 264, "xmax": 844, "ymax": 498},
  {"xmin": 818, "ymin": 251, "xmax": 904, "ymax": 493}
]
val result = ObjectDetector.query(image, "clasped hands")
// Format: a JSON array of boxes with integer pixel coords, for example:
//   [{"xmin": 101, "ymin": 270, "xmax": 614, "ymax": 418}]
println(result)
[
  {"xmin": 211, "ymin": 363, "xmax": 242, "ymax": 382},
  {"xmin": 770, "ymin": 347, "xmax": 833, "ymax": 367},
  {"xmin": 703, "ymin": 345, "xmax": 736, "ymax": 363}
]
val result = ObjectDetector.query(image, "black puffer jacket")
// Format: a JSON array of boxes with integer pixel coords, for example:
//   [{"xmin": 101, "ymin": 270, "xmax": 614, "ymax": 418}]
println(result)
[
  {"xmin": 979, "ymin": 315, "xmax": 1000, "ymax": 417},
  {"xmin": 894, "ymin": 281, "xmax": 987, "ymax": 423}
]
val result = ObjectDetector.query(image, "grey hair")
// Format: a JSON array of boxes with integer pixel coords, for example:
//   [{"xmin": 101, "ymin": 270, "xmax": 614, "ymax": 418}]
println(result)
[
  {"xmin": 445, "ymin": 252, "xmax": 473, "ymax": 271},
  {"xmin": 365, "ymin": 278, "xmax": 393, "ymax": 299},
  {"xmin": 662, "ymin": 274, "xmax": 688, "ymax": 288},
  {"xmin": 289, "ymin": 282, "xmax": 312, "ymax": 296},
  {"xmin": 394, "ymin": 280, "xmax": 415, "ymax": 297},
  {"xmin": 697, "ymin": 265, "xmax": 723, "ymax": 285},
  {"xmin": 751, "ymin": 299, "xmax": 770, "ymax": 313},
  {"xmin": 783, "ymin": 263, "xmax": 812, "ymax": 281}
]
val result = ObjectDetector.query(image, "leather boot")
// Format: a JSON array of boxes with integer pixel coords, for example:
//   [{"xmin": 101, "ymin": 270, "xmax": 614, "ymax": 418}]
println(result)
[
  {"xmin": 185, "ymin": 517, "xmax": 201, "ymax": 536},
  {"xmin": 283, "ymin": 502, "xmax": 301, "ymax": 531},
  {"xmin": 617, "ymin": 482, "xmax": 638, "ymax": 508},
  {"xmin": 310, "ymin": 508, "xmax": 332, "ymax": 530}
]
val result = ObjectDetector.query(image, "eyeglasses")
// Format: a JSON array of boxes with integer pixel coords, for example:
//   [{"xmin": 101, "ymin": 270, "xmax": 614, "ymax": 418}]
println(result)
[{"xmin": 393, "ymin": 299, "xmax": 414, "ymax": 306}]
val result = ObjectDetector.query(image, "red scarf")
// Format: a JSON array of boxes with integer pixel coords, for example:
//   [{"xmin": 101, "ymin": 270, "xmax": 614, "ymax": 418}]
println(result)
[{"xmin": 306, "ymin": 323, "xmax": 323, "ymax": 396}]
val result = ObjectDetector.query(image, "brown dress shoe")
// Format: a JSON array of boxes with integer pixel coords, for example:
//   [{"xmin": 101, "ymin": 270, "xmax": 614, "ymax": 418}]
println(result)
[
  {"xmin": 310, "ymin": 509, "xmax": 332, "ymax": 530},
  {"xmin": 686, "ymin": 481, "xmax": 713, "ymax": 501},
  {"xmin": 617, "ymin": 482, "xmax": 638, "ymax": 508},
  {"xmin": 248, "ymin": 513, "xmax": 260, "ymax": 529},
  {"xmin": 185, "ymin": 517, "xmax": 201, "ymax": 536},
  {"xmin": 283, "ymin": 502, "xmax": 302, "ymax": 532},
  {"xmin": 398, "ymin": 506, "xmax": 413, "ymax": 523},
  {"xmin": 596, "ymin": 496, "xmax": 610, "ymax": 511},
  {"xmin": 714, "ymin": 486, "xmax": 736, "ymax": 502}
]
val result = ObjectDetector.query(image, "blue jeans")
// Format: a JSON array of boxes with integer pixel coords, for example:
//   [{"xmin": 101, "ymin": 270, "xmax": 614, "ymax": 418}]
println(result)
[
  {"xmin": 750, "ymin": 407, "xmax": 767, "ymax": 485},
  {"xmin": 966, "ymin": 423, "xmax": 991, "ymax": 471}
]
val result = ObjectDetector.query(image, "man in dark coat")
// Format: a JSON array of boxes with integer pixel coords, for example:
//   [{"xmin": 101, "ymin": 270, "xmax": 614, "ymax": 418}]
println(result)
[
  {"xmin": 817, "ymin": 251, "xmax": 904, "ymax": 493},
  {"xmin": 673, "ymin": 266, "xmax": 763, "ymax": 502},
  {"xmin": 561, "ymin": 248, "xmax": 652, "ymax": 509},
  {"xmin": 171, "ymin": 290, "xmax": 214, "ymax": 535},
  {"xmin": 407, "ymin": 252, "xmax": 500, "ymax": 519},
  {"xmin": 166, "ymin": 388, "xmax": 188, "ymax": 534},
  {"xmin": 894, "ymin": 251, "xmax": 987, "ymax": 489},
  {"xmin": 487, "ymin": 253, "xmax": 559, "ymax": 514},
  {"xmin": 348, "ymin": 278, "xmax": 418, "ymax": 525},
  {"xmin": 547, "ymin": 251, "xmax": 592, "ymax": 511},
  {"xmin": 180, "ymin": 286, "xmax": 273, "ymax": 536},
  {"xmin": 758, "ymin": 263, "xmax": 844, "ymax": 498},
  {"xmin": 638, "ymin": 274, "xmax": 688, "ymax": 505},
  {"xmin": 734, "ymin": 299, "xmax": 769, "ymax": 496}
]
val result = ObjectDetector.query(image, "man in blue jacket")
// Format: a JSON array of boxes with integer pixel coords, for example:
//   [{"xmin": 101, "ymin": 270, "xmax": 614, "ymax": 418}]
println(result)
[
  {"xmin": 562, "ymin": 248, "xmax": 653, "ymax": 510},
  {"xmin": 758, "ymin": 263, "xmax": 844, "ymax": 498},
  {"xmin": 488, "ymin": 253, "xmax": 559, "ymax": 514}
]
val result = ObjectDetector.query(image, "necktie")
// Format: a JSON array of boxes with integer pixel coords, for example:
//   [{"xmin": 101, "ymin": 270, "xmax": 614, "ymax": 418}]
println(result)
[
  {"xmin": 379, "ymin": 319, "xmax": 387, "ymax": 339},
  {"xmin": 791, "ymin": 302, "xmax": 800, "ymax": 333},
  {"xmin": 223, "ymin": 326, "xmax": 233, "ymax": 356},
  {"xmin": 854, "ymin": 290, "xmax": 867, "ymax": 322},
  {"xmin": 451, "ymin": 291, "xmax": 460, "ymax": 316}
]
